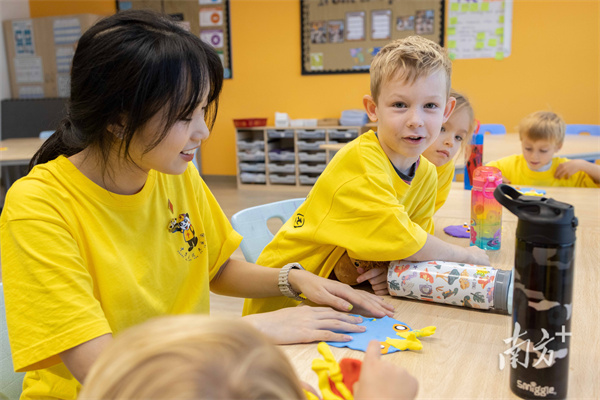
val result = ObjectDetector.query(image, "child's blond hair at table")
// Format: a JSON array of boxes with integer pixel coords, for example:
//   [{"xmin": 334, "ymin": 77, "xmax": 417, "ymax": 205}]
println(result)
[
  {"xmin": 244, "ymin": 36, "xmax": 489, "ymax": 316},
  {"xmin": 487, "ymin": 111, "xmax": 599, "ymax": 187},
  {"xmin": 423, "ymin": 89, "xmax": 476, "ymax": 212},
  {"xmin": 78, "ymin": 315, "xmax": 418, "ymax": 400}
]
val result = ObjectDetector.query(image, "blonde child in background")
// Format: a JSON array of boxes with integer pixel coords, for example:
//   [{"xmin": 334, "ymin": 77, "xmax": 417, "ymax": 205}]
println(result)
[
  {"xmin": 0, "ymin": 10, "xmax": 394, "ymax": 400},
  {"xmin": 78, "ymin": 315, "xmax": 419, "ymax": 400},
  {"xmin": 487, "ymin": 111, "xmax": 599, "ymax": 187},
  {"xmin": 422, "ymin": 89, "xmax": 476, "ymax": 212},
  {"xmin": 244, "ymin": 36, "xmax": 489, "ymax": 317}
]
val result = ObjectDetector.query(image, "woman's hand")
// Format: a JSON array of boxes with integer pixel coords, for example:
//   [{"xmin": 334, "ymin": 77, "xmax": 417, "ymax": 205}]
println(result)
[
  {"xmin": 242, "ymin": 306, "xmax": 367, "ymax": 344},
  {"xmin": 354, "ymin": 340, "xmax": 418, "ymax": 400},
  {"xmin": 289, "ymin": 269, "xmax": 394, "ymax": 318},
  {"xmin": 356, "ymin": 267, "xmax": 389, "ymax": 295}
]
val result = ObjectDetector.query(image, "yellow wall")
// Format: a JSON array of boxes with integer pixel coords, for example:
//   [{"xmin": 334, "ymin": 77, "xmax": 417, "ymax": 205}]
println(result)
[{"xmin": 29, "ymin": 0, "xmax": 600, "ymax": 176}]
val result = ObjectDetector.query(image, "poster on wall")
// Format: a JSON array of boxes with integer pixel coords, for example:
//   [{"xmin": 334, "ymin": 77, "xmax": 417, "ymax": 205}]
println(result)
[
  {"xmin": 446, "ymin": 0, "xmax": 513, "ymax": 60},
  {"xmin": 117, "ymin": 0, "xmax": 232, "ymax": 78},
  {"xmin": 301, "ymin": 0, "xmax": 444, "ymax": 75}
]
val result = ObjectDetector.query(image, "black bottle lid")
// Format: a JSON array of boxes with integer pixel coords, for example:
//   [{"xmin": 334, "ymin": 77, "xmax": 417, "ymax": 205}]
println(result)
[{"xmin": 494, "ymin": 184, "xmax": 578, "ymax": 246}]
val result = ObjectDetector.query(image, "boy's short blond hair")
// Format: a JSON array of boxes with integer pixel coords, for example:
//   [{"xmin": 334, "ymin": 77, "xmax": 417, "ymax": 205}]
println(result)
[
  {"xmin": 519, "ymin": 111, "xmax": 566, "ymax": 146},
  {"xmin": 370, "ymin": 35, "xmax": 452, "ymax": 103},
  {"xmin": 79, "ymin": 315, "xmax": 305, "ymax": 400}
]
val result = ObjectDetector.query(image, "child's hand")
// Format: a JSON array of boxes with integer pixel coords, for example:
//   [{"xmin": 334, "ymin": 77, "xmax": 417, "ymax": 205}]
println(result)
[
  {"xmin": 354, "ymin": 340, "xmax": 418, "ymax": 400},
  {"xmin": 464, "ymin": 246, "xmax": 490, "ymax": 266},
  {"xmin": 555, "ymin": 159, "xmax": 586, "ymax": 180},
  {"xmin": 356, "ymin": 267, "xmax": 389, "ymax": 295}
]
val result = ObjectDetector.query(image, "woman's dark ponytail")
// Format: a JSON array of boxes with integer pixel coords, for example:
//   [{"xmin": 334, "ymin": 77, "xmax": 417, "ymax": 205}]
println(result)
[{"xmin": 29, "ymin": 116, "xmax": 85, "ymax": 170}]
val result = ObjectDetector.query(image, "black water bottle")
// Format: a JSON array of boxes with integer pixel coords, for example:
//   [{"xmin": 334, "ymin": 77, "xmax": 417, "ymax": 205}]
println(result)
[{"xmin": 494, "ymin": 184, "xmax": 577, "ymax": 400}]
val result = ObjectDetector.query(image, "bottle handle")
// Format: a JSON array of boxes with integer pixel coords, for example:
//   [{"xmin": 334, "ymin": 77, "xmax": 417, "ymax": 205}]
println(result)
[
  {"xmin": 482, "ymin": 175, "xmax": 502, "ymax": 199},
  {"xmin": 493, "ymin": 184, "xmax": 528, "ymax": 215}
]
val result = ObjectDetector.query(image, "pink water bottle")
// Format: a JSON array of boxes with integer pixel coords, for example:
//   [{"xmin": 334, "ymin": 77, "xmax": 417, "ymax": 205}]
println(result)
[{"xmin": 470, "ymin": 166, "xmax": 502, "ymax": 250}]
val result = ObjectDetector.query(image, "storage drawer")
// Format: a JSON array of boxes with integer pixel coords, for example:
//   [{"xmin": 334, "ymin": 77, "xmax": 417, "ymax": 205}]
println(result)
[
  {"xmin": 239, "ymin": 162, "xmax": 265, "ymax": 172},
  {"xmin": 299, "ymin": 174, "xmax": 319, "ymax": 185},
  {"xmin": 298, "ymin": 163, "xmax": 326, "ymax": 173},
  {"xmin": 267, "ymin": 129, "xmax": 294, "ymax": 138},
  {"xmin": 298, "ymin": 152, "xmax": 326, "ymax": 162},
  {"xmin": 297, "ymin": 140, "xmax": 326, "ymax": 151},
  {"xmin": 238, "ymin": 150, "xmax": 265, "ymax": 162},
  {"xmin": 268, "ymin": 163, "xmax": 296, "ymax": 173},
  {"xmin": 296, "ymin": 129, "xmax": 325, "ymax": 139},
  {"xmin": 237, "ymin": 140, "xmax": 264, "ymax": 151},
  {"xmin": 268, "ymin": 151, "xmax": 295, "ymax": 162},
  {"xmin": 270, "ymin": 174, "xmax": 297, "ymax": 185},
  {"xmin": 240, "ymin": 172, "xmax": 266, "ymax": 184},
  {"xmin": 328, "ymin": 129, "xmax": 359, "ymax": 139}
]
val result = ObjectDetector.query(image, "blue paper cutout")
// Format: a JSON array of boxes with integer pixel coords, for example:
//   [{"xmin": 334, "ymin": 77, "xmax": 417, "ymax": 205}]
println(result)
[{"xmin": 327, "ymin": 315, "xmax": 413, "ymax": 354}]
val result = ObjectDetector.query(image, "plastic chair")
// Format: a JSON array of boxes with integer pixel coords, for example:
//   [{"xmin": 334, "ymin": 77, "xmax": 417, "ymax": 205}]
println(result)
[
  {"xmin": 478, "ymin": 124, "xmax": 506, "ymax": 135},
  {"xmin": 231, "ymin": 198, "xmax": 305, "ymax": 263},
  {"xmin": 565, "ymin": 124, "xmax": 600, "ymax": 136},
  {"xmin": 1, "ymin": 283, "xmax": 25, "ymax": 400}
]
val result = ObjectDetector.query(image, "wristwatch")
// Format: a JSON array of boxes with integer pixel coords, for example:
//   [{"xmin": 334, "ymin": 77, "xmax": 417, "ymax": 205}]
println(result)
[{"xmin": 278, "ymin": 263, "xmax": 305, "ymax": 301}]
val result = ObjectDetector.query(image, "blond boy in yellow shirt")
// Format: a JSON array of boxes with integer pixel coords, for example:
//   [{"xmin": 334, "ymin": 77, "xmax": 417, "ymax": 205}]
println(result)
[
  {"xmin": 487, "ymin": 111, "xmax": 599, "ymax": 187},
  {"xmin": 244, "ymin": 36, "xmax": 489, "ymax": 316}
]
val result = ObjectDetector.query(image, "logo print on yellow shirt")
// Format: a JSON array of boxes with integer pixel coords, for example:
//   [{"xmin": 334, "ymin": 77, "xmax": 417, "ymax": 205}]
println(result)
[
  {"xmin": 168, "ymin": 213, "xmax": 199, "ymax": 252},
  {"xmin": 293, "ymin": 213, "xmax": 305, "ymax": 228}
]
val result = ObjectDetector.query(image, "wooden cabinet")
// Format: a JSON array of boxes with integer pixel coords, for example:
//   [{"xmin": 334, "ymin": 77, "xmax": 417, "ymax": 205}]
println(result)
[{"xmin": 235, "ymin": 126, "xmax": 361, "ymax": 188}]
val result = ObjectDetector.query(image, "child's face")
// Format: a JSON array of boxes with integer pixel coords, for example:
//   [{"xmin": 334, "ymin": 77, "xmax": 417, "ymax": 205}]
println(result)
[
  {"xmin": 130, "ymin": 97, "xmax": 209, "ymax": 175},
  {"xmin": 521, "ymin": 137, "xmax": 561, "ymax": 171},
  {"xmin": 422, "ymin": 106, "xmax": 470, "ymax": 167},
  {"xmin": 363, "ymin": 69, "xmax": 455, "ymax": 171}
]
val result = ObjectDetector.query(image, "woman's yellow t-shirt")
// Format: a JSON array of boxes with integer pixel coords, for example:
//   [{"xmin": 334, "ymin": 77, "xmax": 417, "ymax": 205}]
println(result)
[{"xmin": 0, "ymin": 157, "xmax": 241, "ymax": 400}]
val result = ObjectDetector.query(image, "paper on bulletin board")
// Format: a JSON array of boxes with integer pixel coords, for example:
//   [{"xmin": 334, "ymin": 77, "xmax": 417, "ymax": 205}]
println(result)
[
  {"xmin": 12, "ymin": 20, "xmax": 35, "ymax": 56},
  {"xmin": 53, "ymin": 18, "xmax": 82, "ymax": 45},
  {"xmin": 199, "ymin": 7, "xmax": 223, "ymax": 27},
  {"xmin": 446, "ymin": 0, "xmax": 512, "ymax": 60}
]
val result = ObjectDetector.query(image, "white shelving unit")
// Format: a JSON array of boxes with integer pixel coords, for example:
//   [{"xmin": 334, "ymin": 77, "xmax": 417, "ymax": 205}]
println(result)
[{"xmin": 235, "ymin": 126, "xmax": 361, "ymax": 188}]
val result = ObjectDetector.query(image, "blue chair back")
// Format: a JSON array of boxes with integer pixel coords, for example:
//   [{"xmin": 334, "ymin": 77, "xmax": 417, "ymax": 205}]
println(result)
[
  {"xmin": 231, "ymin": 198, "xmax": 305, "ymax": 263},
  {"xmin": 478, "ymin": 124, "xmax": 506, "ymax": 135},
  {"xmin": 1, "ymin": 283, "xmax": 25, "ymax": 400},
  {"xmin": 565, "ymin": 124, "xmax": 600, "ymax": 136}
]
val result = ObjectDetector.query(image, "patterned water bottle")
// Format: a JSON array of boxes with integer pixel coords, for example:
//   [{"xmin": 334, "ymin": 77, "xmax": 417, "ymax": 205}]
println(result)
[
  {"xmin": 470, "ymin": 166, "xmax": 502, "ymax": 250},
  {"xmin": 494, "ymin": 184, "xmax": 577, "ymax": 399}
]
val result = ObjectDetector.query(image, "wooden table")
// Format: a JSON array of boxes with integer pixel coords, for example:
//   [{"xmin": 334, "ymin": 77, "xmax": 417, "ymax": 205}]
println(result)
[{"xmin": 280, "ymin": 183, "xmax": 599, "ymax": 398}]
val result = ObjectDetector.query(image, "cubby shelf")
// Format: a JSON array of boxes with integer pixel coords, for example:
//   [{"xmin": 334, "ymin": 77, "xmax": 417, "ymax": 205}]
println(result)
[{"xmin": 235, "ymin": 126, "xmax": 362, "ymax": 188}]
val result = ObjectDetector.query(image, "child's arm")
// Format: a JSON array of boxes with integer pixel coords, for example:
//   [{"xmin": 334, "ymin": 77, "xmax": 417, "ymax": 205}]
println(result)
[
  {"xmin": 407, "ymin": 233, "xmax": 490, "ymax": 265},
  {"xmin": 354, "ymin": 340, "xmax": 418, "ymax": 400},
  {"xmin": 555, "ymin": 159, "xmax": 600, "ymax": 184}
]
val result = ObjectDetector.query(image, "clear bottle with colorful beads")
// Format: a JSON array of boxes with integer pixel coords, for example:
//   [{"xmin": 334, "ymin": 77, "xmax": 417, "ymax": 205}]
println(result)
[{"xmin": 470, "ymin": 166, "xmax": 502, "ymax": 250}]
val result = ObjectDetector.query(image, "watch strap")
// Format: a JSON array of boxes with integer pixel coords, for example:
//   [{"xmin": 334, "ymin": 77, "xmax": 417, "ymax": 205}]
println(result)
[{"xmin": 278, "ymin": 263, "xmax": 305, "ymax": 301}]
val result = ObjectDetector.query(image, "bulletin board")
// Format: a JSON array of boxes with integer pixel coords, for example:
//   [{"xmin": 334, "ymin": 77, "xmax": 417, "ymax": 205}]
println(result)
[
  {"xmin": 301, "ymin": 0, "xmax": 444, "ymax": 75},
  {"xmin": 117, "ymin": 0, "xmax": 233, "ymax": 79}
]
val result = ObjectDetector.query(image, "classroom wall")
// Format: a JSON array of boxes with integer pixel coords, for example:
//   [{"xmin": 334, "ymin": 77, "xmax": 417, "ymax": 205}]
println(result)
[{"xmin": 27, "ymin": 0, "xmax": 600, "ymax": 176}]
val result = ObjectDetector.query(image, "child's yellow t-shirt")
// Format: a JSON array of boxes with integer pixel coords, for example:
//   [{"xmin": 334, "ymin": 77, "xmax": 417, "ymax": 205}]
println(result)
[
  {"xmin": 0, "ymin": 157, "xmax": 242, "ymax": 400},
  {"xmin": 487, "ymin": 154, "xmax": 598, "ymax": 187},
  {"xmin": 434, "ymin": 161, "xmax": 455, "ymax": 212},
  {"xmin": 243, "ymin": 130, "xmax": 438, "ymax": 316}
]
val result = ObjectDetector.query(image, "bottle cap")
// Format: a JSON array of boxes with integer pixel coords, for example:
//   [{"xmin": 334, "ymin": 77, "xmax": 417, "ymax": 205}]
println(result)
[
  {"xmin": 493, "ymin": 269, "xmax": 512, "ymax": 313},
  {"xmin": 494, "ymin": 184, "xmax": 578, "ymax": 245}
]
